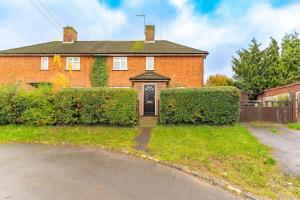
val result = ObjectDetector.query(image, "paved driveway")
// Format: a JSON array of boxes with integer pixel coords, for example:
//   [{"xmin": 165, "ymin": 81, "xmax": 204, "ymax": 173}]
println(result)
[
  {"xmin": 247, "ymin": 125, "xmax": 300, "ymax": 178},
  {"xmin": 0, "ymin": 144, "xmax": 238, "ymax": 200}
]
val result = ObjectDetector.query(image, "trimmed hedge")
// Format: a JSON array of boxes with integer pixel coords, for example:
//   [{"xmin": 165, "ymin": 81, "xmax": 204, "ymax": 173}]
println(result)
[
  {"xmin": 159, "ymin": 86, "xmax": 240, "ymax": 125},
  {"xmin": 21, "ymin": 86, "xmax": 56, "ymax": 126},
  {"xmin": 54, "ymin": 88, "xmax": 138, "ymax": 126},
  {"xmin": 0, "ymin": 85, "xmax": 25, "ymax": 124},
  {"xmin": 0, "ymin": 86, "xmax": 138, "ymax": 126}
]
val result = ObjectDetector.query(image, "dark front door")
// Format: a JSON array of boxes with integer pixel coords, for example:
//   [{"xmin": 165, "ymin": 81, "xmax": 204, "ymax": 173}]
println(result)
[{"xmin": 144, "ymin": 84, "xmax": 155, "ymax": 115}]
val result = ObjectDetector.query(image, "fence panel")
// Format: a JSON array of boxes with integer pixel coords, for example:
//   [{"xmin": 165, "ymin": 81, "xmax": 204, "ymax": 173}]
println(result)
[{"xmin": 240, "ymin": 100, "xmax": 293, "ymax": 123}]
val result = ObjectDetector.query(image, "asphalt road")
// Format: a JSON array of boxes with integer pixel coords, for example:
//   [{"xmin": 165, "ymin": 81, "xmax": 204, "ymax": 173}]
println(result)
[
  {"xmin": 248, "ymin": 125, "xmax": 300, "ymax": 178},
  {"xmin": 0, "ymin": 144, "xmax": 238, "ymax": 200}
]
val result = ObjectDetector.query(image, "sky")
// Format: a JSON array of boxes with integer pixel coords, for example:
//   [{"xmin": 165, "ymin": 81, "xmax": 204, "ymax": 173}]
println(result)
[{"xmin": 0, "ymin": 0, "xmax": 300, "ymax": 81}]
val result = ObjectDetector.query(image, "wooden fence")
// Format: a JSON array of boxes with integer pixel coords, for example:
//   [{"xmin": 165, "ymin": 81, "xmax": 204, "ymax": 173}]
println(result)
[{"xmin": 240, "ymin": 100, "xmax": 295, "ymax": 123}]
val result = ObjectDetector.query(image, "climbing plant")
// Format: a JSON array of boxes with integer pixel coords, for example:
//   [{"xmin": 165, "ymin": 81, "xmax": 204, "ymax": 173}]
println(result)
[{"xmin": 90, "ymin": 56, "xmax": 108, "ymax": 87}]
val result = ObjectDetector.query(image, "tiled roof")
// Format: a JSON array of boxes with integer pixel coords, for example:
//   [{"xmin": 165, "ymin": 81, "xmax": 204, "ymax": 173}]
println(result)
[
  {"xmin": 130, "ymin": 71, "xmax": 171, "ymax": 81},
  {"xmin": 0, "ymin": 40, "xmax": 208, "ymax": 55}
]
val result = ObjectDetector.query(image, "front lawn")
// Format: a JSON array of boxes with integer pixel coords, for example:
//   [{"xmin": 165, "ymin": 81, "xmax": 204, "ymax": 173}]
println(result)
[
  {"xmin": 148, "ymin": 124, "xmax": 300, "ymax": 199},
  {"xmin": 0, "ymin": 125, "xmax": 138, "ymax": 151}
]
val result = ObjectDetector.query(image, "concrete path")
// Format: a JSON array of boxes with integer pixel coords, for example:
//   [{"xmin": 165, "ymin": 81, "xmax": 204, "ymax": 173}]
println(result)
[
  {"xmin": 0, "ymin": 144, "xmax": 239, "ymax": 200},
  {"xmin": 134, "ymin": 117, "xmax": 157, "ymax": 152},
  {"xmin": 247, "ymin": 125, "xmax": 300, "ymax": 178}
]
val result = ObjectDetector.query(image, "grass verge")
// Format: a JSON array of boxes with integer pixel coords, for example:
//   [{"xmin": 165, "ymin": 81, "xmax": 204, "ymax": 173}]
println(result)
[
  {"xmin": 148, "ymin": 124, "xmax": 300, "ymax": 199},
  {"xmin": 287, "ymin": 123, "xmax": 300, "ymax": 131},
  {"xmin": 0, "ymin": 125, "xmax": 138, "ymax": 151}
]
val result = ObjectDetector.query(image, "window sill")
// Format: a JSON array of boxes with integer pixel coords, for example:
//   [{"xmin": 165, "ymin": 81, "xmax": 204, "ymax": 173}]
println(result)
[
  {"xmin": 40, "ymin": 69, "xmax": 49, "ymax": 71},
  {"xmin": 65, "ymin": 69, "xmax": 81, "ymax": 71},
  {"xmin": 112, "ymin": 69, "xmax": 128, "ymax": 71}
]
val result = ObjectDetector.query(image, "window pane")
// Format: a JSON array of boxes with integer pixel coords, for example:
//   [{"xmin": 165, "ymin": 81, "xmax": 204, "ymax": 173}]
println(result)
[
  {"xmin": 41, "ymin": 57, "xmax": 48, "ymax": 70},
  {"xmin": 73, "ymin": 62, "xmax": 80, "ymax": 70},
  {"xmin": 113, "ymin": 57, "xmax": 126, "ymax": 70},
  {"xmin": 121, "ymin": 57, "xmax": 127, "ymax": 70},
  {"xmin": 146, "ymin": 57, "xmax": 154, "ymax": 70}
]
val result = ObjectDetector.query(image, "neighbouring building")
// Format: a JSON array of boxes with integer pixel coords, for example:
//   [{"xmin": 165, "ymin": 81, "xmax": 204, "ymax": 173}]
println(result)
[
  {"xmin": 0, "ymin": 26, "xmax": 208, "ymax": 116},
  {"xmin": 256, "ymin": 82, "xmax": 300, "ymax": 101}
]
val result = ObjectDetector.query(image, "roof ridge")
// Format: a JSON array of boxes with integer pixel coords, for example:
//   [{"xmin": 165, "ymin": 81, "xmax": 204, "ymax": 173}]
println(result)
[
  {"xmin": 0, "ymin": 41, "xmax": 58, "ymax": 52},
  {"xmin": 163, "ymin": 40, "xmax": 209, "ymax": 54}
]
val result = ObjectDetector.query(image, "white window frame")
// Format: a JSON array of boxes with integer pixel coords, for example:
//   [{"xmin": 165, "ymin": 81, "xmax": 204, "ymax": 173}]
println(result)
[
  {"xmin": 113, "ymin": 57, "xmax": 128, "ymax": 70},
  {"xmin": 109, "ymin": 86, "xmax": 131, "ymax": 89},
  {"xmin": 40, "ymin": 57, "xmax": 49, "ymax": 70},
  {"xmin": 66, "ymin": 57, "xmax": 80, "ymax": 71},
  {"xmin": 146, "ymin": 57, "xmax": 154, "ymax": 71}
]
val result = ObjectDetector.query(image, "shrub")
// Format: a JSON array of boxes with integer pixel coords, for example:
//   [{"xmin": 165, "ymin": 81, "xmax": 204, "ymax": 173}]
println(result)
[
  {"xmin": 21, "ymin": 85, "xmax": 56, "ymax": 126},
  {"xmin": 0, "ymin": 85, "xmax": 25, "ymax": 124},
  {"xmin": 0, "ymin": 86, "xmax": 138, "ymax": 126},
  {"xmin": 54, "ymin": 88, "xmax": 138, "ymax": 126},
  {"xmin": 159, "ymin": 86, "xmax": 240, "ymax": 125}
]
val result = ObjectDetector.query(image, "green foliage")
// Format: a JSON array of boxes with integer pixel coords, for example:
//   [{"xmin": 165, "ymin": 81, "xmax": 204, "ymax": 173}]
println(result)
[
  {"xmin": 206, "ymin": 74, "xmax": 232, "ymax": 86},
  {"xmin": 0, "ymin": 86, "xmax": 138, "ymax": 126},
  {"xmin": 0, "ymin": 85, "xmax": 25, "ymax": 124},
  {"xmin": 21, "ymin": 85, "xmax": 56, "ymax": 126},
  {"xmin": 90, "ymin": 57, "xmax": 108, "ymax": 87},
  {"xmin": 159, "ymin": 86, "xmax": 240, "ymax": 125},
  {"xmin": 232, "ymin": 33, "xmax": 300, "ymax": 98},
  {"xmin": 55, "ymin": 88, "xmax": 138, "ymax": 126}
]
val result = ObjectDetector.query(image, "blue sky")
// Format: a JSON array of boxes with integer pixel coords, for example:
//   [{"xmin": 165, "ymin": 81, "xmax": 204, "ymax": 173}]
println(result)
[{"xmin": 0, "ymin": 0, "xmax": 300, "ymax": 80}]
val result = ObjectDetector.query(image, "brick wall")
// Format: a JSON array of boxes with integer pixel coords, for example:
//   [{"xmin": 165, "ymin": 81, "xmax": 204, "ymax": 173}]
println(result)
[
  {"xmin": 108, "ymin": 56, "xmax": 204, "ymax": 88},
  {"xmin": 257, "ymin": 84, "xmax": 300, "ymax": 100},
  {"xmin": 0, "ymin": 55, "xmax": 204, "ymax": 88}
]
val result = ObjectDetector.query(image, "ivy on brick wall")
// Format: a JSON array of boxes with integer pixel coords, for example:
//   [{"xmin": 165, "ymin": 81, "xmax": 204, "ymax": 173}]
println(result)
[{"xmin": 90, "ymin": 56, "xmax": 108, "ymax": 87}]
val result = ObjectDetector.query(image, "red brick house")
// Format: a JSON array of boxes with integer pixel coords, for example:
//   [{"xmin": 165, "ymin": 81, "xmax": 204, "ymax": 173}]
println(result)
[{"xmin": 0, "ymin": 26, "xmax": 208, "ymax": 116}]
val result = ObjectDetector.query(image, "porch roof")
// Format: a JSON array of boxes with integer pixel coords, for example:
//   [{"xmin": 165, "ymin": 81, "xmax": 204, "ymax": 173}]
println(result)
[{"xmin": 129, "ymin": 71, "xmax": 170, "ymax": 81}]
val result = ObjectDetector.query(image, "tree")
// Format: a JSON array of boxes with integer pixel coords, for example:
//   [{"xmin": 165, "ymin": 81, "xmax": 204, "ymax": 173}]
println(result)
[
  {"xmin": 206, "ymin": 74, "xmax": 232, "ymax": 86},
  {"xmin": 51, "ymin": 55, "xmax": 71, "ymax": 91},
  {"xmin": 232, "ymin": 39, "xmax": 265, "ymax": 97},
  {"xmin": 263, "ymin": 38, "xmax": 280, "ymax": 88},
  {"xmin": 232, "ymin": 33, "xmax": 300, "ymax": 98},
  {"xmin": 278, "ymin": 32, "xmax": 300, "ymax": 85}
]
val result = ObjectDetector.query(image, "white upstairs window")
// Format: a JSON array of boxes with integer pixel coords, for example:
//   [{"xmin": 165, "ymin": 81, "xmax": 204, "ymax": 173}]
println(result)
[
  {"xmin": 113, "ymin": 57, "xmax": 127, "ymax": 70},
  {"xmin": 66, "ymin": 57, "xmax": 80, "ymax": 70},
  {"xmin": 146, "ymin": 57, "xmax": 154, "ymax": 70},
  {"xmin": 41, "ymin": 57, "xmax": 49, "ymax": 70}
]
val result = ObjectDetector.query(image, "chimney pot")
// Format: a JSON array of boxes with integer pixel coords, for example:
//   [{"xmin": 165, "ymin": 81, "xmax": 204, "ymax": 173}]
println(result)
[
  {"xmin": 63, "ymin": 26, "xmax": 77, "ymax": 43},
  {"xmin": 145, "ymin": 25, "xmax": 155, "ymax": 43}
]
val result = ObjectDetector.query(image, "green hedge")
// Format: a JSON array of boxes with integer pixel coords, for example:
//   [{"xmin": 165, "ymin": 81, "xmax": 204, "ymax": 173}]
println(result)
[
  {"xmin": 0, "ymin": 86, "xmax": 138, "ymax": 126},
  {"xmin": 54, "ymin": 88, "xmax": 138, "ymax": 126},
  {"xmin": 159, "ymin": 86, "xmax": 240, "ymax": 125},
  {"xmin": 0, "ymin": 85, "xmax": 25, "ymax": 124},
  {"xmin": 21, "ymin": 86, "xmax": 56, "ymax": 126}
]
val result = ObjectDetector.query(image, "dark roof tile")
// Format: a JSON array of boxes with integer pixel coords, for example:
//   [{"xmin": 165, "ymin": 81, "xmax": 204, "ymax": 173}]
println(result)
[
  {"xmin": 0, "ymin": 40, "xmax": 208, "ymax": 55},
  {"xmin": 130, "ymin": 71, "xmax": 171, "ymax": 81}
]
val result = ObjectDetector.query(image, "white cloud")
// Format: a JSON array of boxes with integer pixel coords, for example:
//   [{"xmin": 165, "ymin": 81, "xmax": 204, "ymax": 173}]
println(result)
[
  {"xmin": 166, "ymin": 0, "xmax": 300, "ymax": 81},
  {"xmin": 0, "ymin": 0, "xmax": 127, "ymax": 49}
]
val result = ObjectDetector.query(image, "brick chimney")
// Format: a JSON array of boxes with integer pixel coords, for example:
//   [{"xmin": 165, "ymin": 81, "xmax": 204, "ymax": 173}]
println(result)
[
  {"xmin": 145, "ymin": 25, "xmax": 155, "ymax": 43},
  {"xmin": 63, "ymin": 26, "xmax": 77, "ymax": 43}
]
